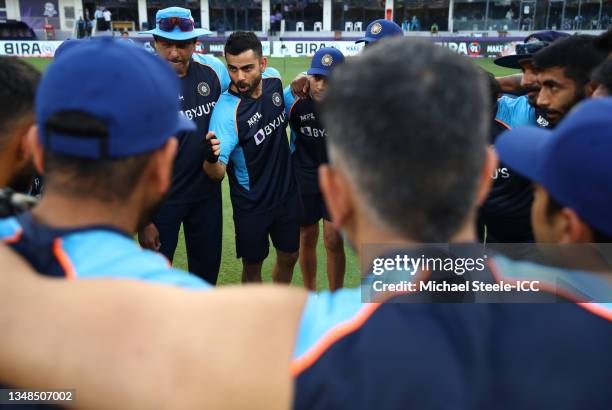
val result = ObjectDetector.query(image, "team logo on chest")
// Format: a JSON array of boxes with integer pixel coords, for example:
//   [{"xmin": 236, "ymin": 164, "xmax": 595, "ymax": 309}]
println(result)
[
  {"xmin": 197, "ymin": 82, "xmax": 211, "ymax": 97},
  {"xmin": 272, "ymin": 92, "xmax": 282, "ymax": 107}
]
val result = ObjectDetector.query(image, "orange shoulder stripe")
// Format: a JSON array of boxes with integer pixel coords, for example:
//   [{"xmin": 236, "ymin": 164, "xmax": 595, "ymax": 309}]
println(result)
[
  {"xmin": 52, "ymin": 238, "xmax": 77, "ymax": 280},
  {"xmin": 290, "ymin": 303, "xmax": 381, "ymax": 377},
  {"xmin": 495, "ymin": 118, "xmax": 511, "ymax": 130},
  {"xmin": 2, "ymin": 228, "xmax": 23, "ymax": 244}
]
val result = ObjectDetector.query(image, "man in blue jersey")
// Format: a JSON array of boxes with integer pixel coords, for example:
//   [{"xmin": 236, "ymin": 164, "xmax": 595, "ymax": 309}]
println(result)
[
  {"xmin": 494, "ymin": 31, "xmax": 569, "ymax": 129},
  {"xmin": 0, "ymin": 39, "xmax": 611, "ymax": 409},
  {"xmin": 0, "ymin": 38, "xmax": 208, "ymax": 289},
  {"xmin": 138, "ymin": 7, "xmax": 230, "ymax": 285},
  {"xmin": 204, "ymin": 32, "xmax": 300, "ymax": 283},
  {"xmin": 284, "ymin": 47, "xmax": 346, "ymax": 291}
]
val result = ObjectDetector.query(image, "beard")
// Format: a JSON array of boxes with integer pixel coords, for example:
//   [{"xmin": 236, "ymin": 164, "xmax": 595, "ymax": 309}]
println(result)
[{"xmin": 234, "ymin": 75, "xmax": 262, "ymax": 98}]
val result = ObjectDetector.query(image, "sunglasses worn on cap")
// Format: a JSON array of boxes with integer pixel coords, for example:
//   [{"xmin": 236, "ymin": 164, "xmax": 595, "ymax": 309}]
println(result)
[
  {"xmin": 515, "ymin": 41, "xmax": 548, "ymax": 56},
  {"xmin": 159, "ymin": 17, "xmax": 195, "ymax": 32}
]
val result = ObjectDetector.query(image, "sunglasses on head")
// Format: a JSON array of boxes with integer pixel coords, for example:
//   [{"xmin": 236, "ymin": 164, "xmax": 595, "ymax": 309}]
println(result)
[
  {"xmin": 158, "ymin": 17, "xmax": 195, "ymax": 32},
  {"xmin": 515, "ymin": 41, "xmax": 548, "ymax": 55}
]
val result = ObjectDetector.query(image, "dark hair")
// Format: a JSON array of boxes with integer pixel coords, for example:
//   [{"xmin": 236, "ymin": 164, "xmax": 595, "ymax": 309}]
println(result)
[
  {"xmin": 595, "ymin": 29, "xmax": 612, "ymax": 53},
  {"xmin": 533, "ymin": 35, "xmax": 607, "ymax": 88},
  {"xmin": 481, "ymin": 68, "xmax": 501, "ymax": 118},
  {"xmin": 43, "ymin": 111, "xmax": 152, "ymax": 203},
  {"xmin": 224, "ymin": 31, "xmax": 262, "ymax": 58},
  {"xmin": 0, "ymin": 57, "xmax": 40, "ymax": 148},
  {"xmin": 591, "ymin": 59, "xmax": 612, "ymax": 93},
  {"xmin": 321, "ymin": 38, "xmax": 489, "ymax": 242},
  {"xmin": 545, "ymin": 194, "xmax": 612, "ymax": 243}
]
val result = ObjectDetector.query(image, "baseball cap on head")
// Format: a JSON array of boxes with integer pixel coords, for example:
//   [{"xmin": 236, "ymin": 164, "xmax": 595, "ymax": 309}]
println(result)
[
  {"xmin": 36, "ymin": 37, "xmax": 195, "ymax": 159},
  {"xmin": 356, "ymin": 19, "xmax": 403, "ymax": 44},
  {"xmin": 141, "ymin": 7, "xmax": 212, "ymax": 41},
  {"xmin": 307, "ymin": 47, "xmax": 345, "ymax": 76},
  {"xmin": 494, "ymin": 30, "xmax": 570, "ymax": 69},
  {"xmin": 54, "ymin": 38, "xmax": 85, "ymax": 58},
  {"xmin": 495, "ymin": 97, "xmax": 612, "ymax": 236}
]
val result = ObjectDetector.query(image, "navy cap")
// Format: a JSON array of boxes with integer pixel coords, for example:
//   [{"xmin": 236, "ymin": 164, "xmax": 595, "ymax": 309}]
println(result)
[
  {"xmin": 494, "ymin": 30, "xmax": 570, "ymax": 69},
  {"xmin": 141, "ymin": 7, "xmax": 212, "ymax": 41},
  {"xmin": 307, "ymin": 47, "xmax": 345, "ymax": 76},
  {"xmin": 495, "ymin": 98, "xmax": 612, "ymax": 236},
  {"xmin": 36, "ymin": 37, "xmax": 195, "ymax": 159},
  {"xmin": 356, "ymin": 19, "xmax": 403, "ymax": 44}
]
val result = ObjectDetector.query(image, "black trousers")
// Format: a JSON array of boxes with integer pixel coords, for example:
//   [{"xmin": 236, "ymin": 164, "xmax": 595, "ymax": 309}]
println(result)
[{"xmin": 153, "ymin": 195, "xmax": 222, "ymax": 285}]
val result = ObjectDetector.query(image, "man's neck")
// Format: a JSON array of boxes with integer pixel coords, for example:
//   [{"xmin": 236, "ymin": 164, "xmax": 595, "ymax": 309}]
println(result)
[{"xmin": 31, "ymin": 193, "xmax": 138, "ymax": 234}]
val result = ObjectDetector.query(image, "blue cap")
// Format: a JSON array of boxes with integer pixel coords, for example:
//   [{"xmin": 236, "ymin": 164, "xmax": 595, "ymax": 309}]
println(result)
[
  {"xmin": 495, "ymin": 98, "xmax": 612, "ymax": 236},
  {"xmin": 141, "ymin": 7, "xmax": 212, "ymax": 40},
  {"xmin": 356, "ymin": 19, "xmax": 403, "ymax": 44},
  {"xmin": 494, "ymin": 30, "xmax": 570, "ymax": 68},
  {"xmin": 306, "ymin": 47, "xmax": 345, "ymax": 76},
  {"xmin": 36, "ymin": 37, "xmax": 195, "ymax": 159},
  {"xmin": 54, "ymin": 39, "xmax": 85, "ymax": 58}
]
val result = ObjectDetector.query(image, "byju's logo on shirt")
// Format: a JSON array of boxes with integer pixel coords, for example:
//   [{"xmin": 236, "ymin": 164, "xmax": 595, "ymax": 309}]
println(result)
[
  {"xmin": 300, "ymin": 126, "xmax": 326, "ymax": 138},
  {"xmin": 180, "ymin": 101, "xmax": 216, "ymax": 120},
  {"xmin": 253, "ymin": 111, "xmax": 287, "ymax": 145}
]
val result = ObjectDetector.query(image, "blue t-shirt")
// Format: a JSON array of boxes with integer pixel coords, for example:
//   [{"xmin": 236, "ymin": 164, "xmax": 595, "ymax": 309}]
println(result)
[
  {"xmin": 284, "ymin": 87, "xmax": 329, "ymax": 195},
  {"xmin": 0, "ymin": 212, "xmax": 210, "ymax": 289},
  {"xmin": 165, "ymin": 54, "xmax": 230, "ymax": 205},
  {"xmin": 292, "ymin": 254, "xmax": 612, "ymax": 409},
  {"xmin": 495, "ymin": 95, "xmax": 536, "ymax": 129},
  {"xmin": 210, "ymin": 67, "xmax": 296, "ymax": 214}
]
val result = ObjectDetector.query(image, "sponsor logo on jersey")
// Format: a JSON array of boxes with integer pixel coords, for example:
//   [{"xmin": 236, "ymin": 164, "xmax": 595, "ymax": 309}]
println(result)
[
  {"xmin": 300, "ymin": 126, "xmax": 326, "ymax": 138},
  {"xmin": 299, "ymin": 113, "xmax": 316, "ymax": 122},
  {"xmin": 253, "ymin": 111, "xmax": 287, "ymax": 145},
  {"xmin": 248, "ymin": 112, "xmax": 263, "ymax": 128},
  {"xmin": 272, "ymin": 92, "xmax": 283, "ymax": 107},
  {"xmin": 180, "ymin": 101, "xmax": 216, "ymax": 120},
  {"xmin": 197, "ymin": 82, "xmax": 211, "ymax": 97}
]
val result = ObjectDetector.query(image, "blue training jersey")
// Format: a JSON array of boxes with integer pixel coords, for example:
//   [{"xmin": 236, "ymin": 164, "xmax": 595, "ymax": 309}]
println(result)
[
  {"xmin": 165, "ymin": 54, "xmax": 230, "ymax": 205},
  {"xmin": 495, "ymin": 95, "xmax": 536, "ymax": 129},
  {"xmin": 284, "ymin": 87, "xmax": 329, "ymax": 195},
  {"xmin": 210, "ymin": 67, "xmax": 296, "ymax": 214},
  {"xmin": 292, "ymin": 254, "xmax": 612, "ymax": 409},
  {"xmin": 0, "ymin": 212, "xmax": 210, "ymax": 289}
]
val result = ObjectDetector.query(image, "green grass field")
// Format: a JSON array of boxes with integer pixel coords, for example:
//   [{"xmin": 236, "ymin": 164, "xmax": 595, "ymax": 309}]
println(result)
[{"xmin": 22, "ymin": 56, "xmax": 518, "ymax": 289}]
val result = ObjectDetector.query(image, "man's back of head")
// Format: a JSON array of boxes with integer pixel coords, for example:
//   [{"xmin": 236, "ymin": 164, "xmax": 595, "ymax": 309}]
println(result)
[{"xmin": 320, "ymin": 37, "xmax": 489, "ymax": 243}]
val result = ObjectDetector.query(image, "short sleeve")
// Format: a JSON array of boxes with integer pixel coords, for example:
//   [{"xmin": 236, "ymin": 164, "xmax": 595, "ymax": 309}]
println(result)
[{"xmin": 209, "ymin": 93, "xmax": 240, "ymax": 164}]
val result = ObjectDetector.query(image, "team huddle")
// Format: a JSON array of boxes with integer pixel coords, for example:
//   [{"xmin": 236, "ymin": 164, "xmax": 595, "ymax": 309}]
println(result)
[{"xmin": 0, "ymin": 6, "xmax": 612, "ymax": 409}]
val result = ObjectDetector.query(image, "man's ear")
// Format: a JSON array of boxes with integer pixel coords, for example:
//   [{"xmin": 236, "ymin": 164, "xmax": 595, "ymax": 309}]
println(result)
[
  {"xmin": 319, "ymin": 163, "xmax": 354, "ymax": 229},
  {"xmin": 584, "ymin": 80, "xmax": 597, "ymax": 98},
  {"xmin": 26, "ymin": 125, "xmax": 45, "ymax": 174},
  {"xmin": 476, "ymin": 146, "xmax": 497, "ymax": 206},
  {"xmin": 260, "ymin": 56, "xmax": 268, "ymax": 73},
  {"xmin": 147, "ymin": 137, "xmax": 178, "ymax": 196},
  {"xmin": 557, "ymin": 207, "xmax": 595, "ymax": 243}
]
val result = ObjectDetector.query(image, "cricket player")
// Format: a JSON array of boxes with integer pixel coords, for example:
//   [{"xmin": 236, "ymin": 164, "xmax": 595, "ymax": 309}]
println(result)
[
  {"xmin": 204, "ymin": 31, "xmax": 299, "ymax": 283},
  {"xmin": 0, "ymin": 38, "xmax": 209, "ymax": 289},
  {"xmin": 139, "ymin": 7, "xmax": 230, "ymax": 285},
  {"xmin": 284, "ymin": 47, "xmax": 346, "ymax": 291},
  {"xmin": 1, "ymin": 39, "xmax": 611, "ymax": 410}
]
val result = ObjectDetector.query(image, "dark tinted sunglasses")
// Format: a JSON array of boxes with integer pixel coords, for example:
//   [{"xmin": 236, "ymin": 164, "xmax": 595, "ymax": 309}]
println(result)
[
  {"xmin": 515, "ymin": 41, "xmax": 548, "ymax": 56},
  {"xmin": 158, "ymin": 17, "xmax": 195, "ymax": 32}
]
